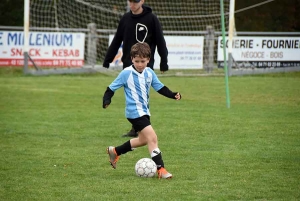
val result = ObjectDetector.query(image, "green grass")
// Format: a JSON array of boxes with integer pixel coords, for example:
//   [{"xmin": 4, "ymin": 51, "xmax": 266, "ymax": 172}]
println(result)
[{"xmin": 0, "ymin": 68, "xmax": 300, "ymax": 200}]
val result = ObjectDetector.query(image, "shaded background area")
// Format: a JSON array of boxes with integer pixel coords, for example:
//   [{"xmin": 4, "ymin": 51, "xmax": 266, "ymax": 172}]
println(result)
[{"xmin": 0, "ymin": 0, "xmax": 300, "ymax": 31}]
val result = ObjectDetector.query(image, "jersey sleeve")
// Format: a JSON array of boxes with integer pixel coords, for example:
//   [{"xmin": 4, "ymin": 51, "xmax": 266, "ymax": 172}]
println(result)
[
  {"xmin": 150, "ymin": 70, "xmax": 164, "ymax": 91},
  {"xmin": 108, "ymin": 70, "xmax": 129, "ymax": 92}
]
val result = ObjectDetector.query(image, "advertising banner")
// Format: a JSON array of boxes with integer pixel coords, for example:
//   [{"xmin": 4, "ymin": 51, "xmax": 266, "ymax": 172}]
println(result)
[
  {"xmin": 0, "ymin": 31, "xmax": 85, "ymax": 67},
  {"xmin": 154, "ymin": 36, "xmax": 204, "ymax": 69},
  {"xmin": 217, "ymin": 36, "xmax": 300, "ymax": 68},
  {"xmin": 108, "ymin": 35, "xmax": 204, "ymax": 69}
]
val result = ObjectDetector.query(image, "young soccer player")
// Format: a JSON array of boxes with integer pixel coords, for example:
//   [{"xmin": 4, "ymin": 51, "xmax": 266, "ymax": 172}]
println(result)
[
  {"xmin": 103, "ymin": 0, "xmax": 170, "ymax": 137},
  {"xmin": 102, "ymin": 42, "xmax": 181, "ymax": 179}
]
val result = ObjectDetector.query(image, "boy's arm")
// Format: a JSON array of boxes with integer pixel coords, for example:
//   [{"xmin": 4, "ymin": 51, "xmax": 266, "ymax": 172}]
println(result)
[
  {"xmin": 151, "ymin": 70, "xmax": 181, "ymax": 100},
  {"xmin": 102, "ymin": 70, "xmax": 129, "ymax": 108},
  {"xmin": 103, "ymin": 87, "xmax": 114, "ymax": 108},
  {"xmin": 157, "ymin": 86, "xmax": 181, "ymax": 100}
]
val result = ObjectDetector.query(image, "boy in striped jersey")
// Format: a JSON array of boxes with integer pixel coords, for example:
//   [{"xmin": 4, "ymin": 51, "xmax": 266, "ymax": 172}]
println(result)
[{"xmin": 103, "ymin": 42, "xmax": 181, "ymax": 179}]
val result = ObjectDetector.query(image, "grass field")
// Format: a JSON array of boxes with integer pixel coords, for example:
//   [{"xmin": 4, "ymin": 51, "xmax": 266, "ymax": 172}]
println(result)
[{"xmin": 0, "ymin": 68, "xmax": 300, "ymax": 200}]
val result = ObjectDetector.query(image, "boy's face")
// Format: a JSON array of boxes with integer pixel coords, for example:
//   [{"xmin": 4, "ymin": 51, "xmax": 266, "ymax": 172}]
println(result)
[{"xmin": 131, "ymin": 56, "xmax": 150, "ymax": 72}]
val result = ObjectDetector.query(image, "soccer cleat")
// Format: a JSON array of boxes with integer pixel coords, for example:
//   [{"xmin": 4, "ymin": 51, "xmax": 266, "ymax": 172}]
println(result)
[
  {"xmin": 121, "ymin": 128, "xmax": 138, "ymax": 137},
  {"xmin": 106, "ymin": 146, "xmax": 119, "ymax": 169},
  {"xmin": 157, "ymin": 167, "xmax": 172, "ymax": 179}
]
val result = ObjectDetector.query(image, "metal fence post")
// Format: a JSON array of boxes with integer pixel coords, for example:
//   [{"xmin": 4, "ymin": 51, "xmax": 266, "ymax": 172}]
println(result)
[
  {"xmin": 204, "ymin": 25, "xmax": 215, "ymax": 73},
  {"xmin": 87, "ymin": 23, "xmax": 98, "ymax": 66}
]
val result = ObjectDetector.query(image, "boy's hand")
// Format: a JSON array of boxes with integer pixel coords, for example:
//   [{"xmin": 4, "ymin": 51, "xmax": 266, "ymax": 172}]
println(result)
[
  {"xmin": 103, "ymin": 99, "xmax": 111, "ymax": 109},
  {"xmin": 175, "ymin": 92, "xmax": 181, "ymax": 100},
  {"xmin": 103, "ymin": 87, "xmax": 114, "ymax": 109}
]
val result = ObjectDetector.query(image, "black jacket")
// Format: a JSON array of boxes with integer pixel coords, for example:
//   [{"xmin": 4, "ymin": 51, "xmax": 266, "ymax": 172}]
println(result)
[{"xmin": 103, "ymin": 5, "xmax": 168, "ymax": 71}]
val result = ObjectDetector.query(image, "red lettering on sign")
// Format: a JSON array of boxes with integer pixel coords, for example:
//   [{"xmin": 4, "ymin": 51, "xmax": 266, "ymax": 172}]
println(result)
[
  {"xmin": 11, "ymin": 48, "xmax": 41, "ymax": 56},
  {"xmin": 52, "ymin": 49, "xmax": 80, "ymax": 57},
  {"xmin": 11, "ymin": 48, "xmax": 23, "ymax": 56}
]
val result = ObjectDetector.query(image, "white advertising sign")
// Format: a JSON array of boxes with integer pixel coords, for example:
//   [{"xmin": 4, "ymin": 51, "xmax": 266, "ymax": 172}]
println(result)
[
  {"xmin": 154, "ymin": 36, "xmax": 204, "ymax": 69},
  {"xmin": 108, "ymin": 35, "xmax": 204, "ymax": 69},
  {"xmin": 0, "ymin": 31, "xmax": 85, "ymax": 67},
  {"xmin": 108, "ymin": 35, "xmax": 123, "ymax": 67},
  {"xmin": 218, "ymin": 36, "xmax": 300, "ymax": 68}
]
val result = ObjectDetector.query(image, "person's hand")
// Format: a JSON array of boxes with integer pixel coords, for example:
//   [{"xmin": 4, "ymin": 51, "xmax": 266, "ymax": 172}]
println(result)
[
  {"xmin": 103, "ymin": 99, "xmax": 111, "ymax": 108},
  {"xmin": 175, "ymin": 92, "xmax": 181, "ymax": 100},
  {"xmin": 103, "ymin": 62, "xmax": 110, "ymax": 68}
]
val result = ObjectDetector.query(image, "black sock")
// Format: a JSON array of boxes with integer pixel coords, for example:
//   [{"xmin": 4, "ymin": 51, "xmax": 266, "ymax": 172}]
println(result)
[
  {"xmin": 115, "ymin": 140, "xmax": 132, "ymax": 156},
  {"xmin": 152, "ymin": 153, "xmax": 164, "ymax": 170}
]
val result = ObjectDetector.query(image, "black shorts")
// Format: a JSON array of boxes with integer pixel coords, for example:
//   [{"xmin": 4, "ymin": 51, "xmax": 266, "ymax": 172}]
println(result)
[{"xmin": 127, "ymin": 115, "xmax": 151, "ymax": 132}]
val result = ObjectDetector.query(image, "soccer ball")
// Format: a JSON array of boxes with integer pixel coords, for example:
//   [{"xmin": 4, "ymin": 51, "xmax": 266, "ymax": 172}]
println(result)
[{"xmin": 135, "ymin": 158, "xmax": 157, "ymax": 178}]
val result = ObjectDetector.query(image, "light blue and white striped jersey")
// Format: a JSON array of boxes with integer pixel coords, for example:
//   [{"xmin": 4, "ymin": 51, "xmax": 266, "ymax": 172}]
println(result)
[{"xmin": 108, "ymin": 66, "xmax": 164, "ymax": 119}]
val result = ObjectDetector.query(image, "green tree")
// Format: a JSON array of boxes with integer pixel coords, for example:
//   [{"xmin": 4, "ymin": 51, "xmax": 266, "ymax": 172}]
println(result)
[
  {"xmin": 0, "ymin": 0, "xmax": 24, "ymax": 26},
  {"xmin": 235, "ymin": 0, "xmax": 300, "ymax": 31}
]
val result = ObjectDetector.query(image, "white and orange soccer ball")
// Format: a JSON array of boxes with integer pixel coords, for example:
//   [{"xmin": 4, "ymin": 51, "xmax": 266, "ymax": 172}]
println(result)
[{"xmin": 135, "ymin": 158, "xmax": 157, "ymax": 178}]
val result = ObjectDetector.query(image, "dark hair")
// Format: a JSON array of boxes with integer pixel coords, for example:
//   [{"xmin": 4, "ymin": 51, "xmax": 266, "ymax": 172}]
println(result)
[{"xmin": 130, "ymin": 42, "xmax": 151, "ymax": 59}]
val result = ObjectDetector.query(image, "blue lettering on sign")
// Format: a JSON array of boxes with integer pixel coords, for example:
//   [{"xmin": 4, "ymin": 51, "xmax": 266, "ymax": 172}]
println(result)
[
  {"xmin": 55, "ymin": 34, "xmax": 62, "ymax": 46},
  {"xmin": 36, "ymin": 33, "xmax": 42, "ymax": 45},
  {"xmin": 64, "ymin": 34, "xmax": 73, "ymax": 46},
  {"xmin": 0, "ymin": 32, "xmax": 3, "ymax": 45},
  {"xmin": 43, "ymin": 34, "xmax": 51, "ymax": 45},
  {"xmin": 8, "ymin": 32, "xmax": 22, "ymax": 45},
  {"xmin": 30, "ymin": 33, "xmax": 73, "ymax": 46},
  {"xmin": 7, "ymin": 32, "xmax": 73, "ymax": 46},
  {"xmin": 29, "ymin": 34, "xmax": 34, "ymax": 45}
]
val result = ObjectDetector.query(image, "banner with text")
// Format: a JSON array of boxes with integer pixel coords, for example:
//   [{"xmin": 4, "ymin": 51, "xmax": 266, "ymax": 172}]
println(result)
[
  {"xmin": 154, "ymin": 36, "xmax": 204, "ymax": 69},
  {"xmin": 0, "ymin": 31, "xmax": 85, "ymax": 67},
  {"xmin": 109, "ymin": 35, "xmax": 204, "ymax": 69},
  {"xmin": 217, "ymin": 36, "xmax": 300, "ymax": 68}
]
